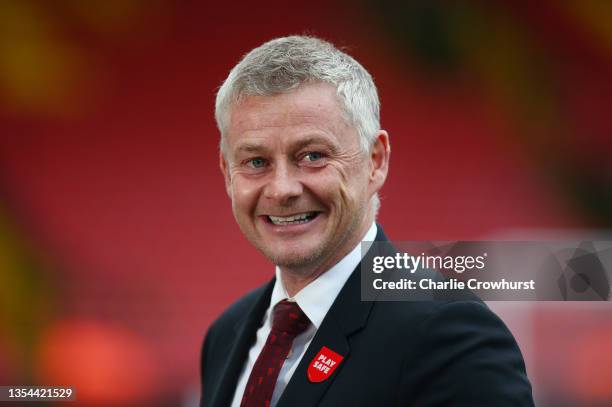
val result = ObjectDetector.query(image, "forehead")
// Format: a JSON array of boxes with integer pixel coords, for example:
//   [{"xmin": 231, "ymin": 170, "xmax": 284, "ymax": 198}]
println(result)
[{"xmin": 225, "ymin": 83, "xmax": 357, "ymax": 149}]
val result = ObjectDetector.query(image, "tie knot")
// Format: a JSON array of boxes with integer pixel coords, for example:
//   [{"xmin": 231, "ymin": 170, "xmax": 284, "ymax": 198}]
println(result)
[{"xmin": 272, "ymin": 300, "xmax": 310, "ymax": 335}]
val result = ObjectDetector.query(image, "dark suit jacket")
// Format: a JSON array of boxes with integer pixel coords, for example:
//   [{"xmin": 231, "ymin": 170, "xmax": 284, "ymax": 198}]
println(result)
[{"xmin": 200, "ymin": 226, "xmax": 534, "ymax": 406}]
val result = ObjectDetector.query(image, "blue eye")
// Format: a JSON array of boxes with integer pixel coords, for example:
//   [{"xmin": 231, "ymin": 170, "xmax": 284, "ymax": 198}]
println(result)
[
  {"xmin": 248, "ymin": 158, "xmax": 266, "ymax": 168},
  {"xmin": 304, "ymin": 152, "xmax": 323, "ymax": 161}
]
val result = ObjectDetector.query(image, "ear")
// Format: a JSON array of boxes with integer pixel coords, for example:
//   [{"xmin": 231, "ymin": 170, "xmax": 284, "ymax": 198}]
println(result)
[
  {"xmin": 219, "ymin": 151, "xmax": 232, "ymax": 198},
  {"xmin": 368, "ymin": 130, "xmax": 390, "ymax": 194}
]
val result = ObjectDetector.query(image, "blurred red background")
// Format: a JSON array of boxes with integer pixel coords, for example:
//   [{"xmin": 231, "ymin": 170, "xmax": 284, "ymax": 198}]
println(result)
[{"xmin": 1, "ymin": 1, "xmax": 611, "ymax": 406}]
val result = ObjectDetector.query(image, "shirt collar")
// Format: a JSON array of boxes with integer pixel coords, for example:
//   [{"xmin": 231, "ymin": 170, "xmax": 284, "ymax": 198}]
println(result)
[{"xmin": 270, "ymin": 223, "xmax": 377, "ymax": 329}]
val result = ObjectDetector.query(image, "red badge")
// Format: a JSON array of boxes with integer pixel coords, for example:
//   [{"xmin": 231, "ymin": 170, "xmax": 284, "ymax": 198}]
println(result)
[{"xmin": 307, "ymin": 346, "xmax": 344, "ymax": 382}]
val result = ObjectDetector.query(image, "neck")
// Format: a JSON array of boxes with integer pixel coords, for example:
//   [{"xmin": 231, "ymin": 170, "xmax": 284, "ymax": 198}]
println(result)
[{"xmin": 279, "ymin": 215, "xmax": 374, "ymax": 297}]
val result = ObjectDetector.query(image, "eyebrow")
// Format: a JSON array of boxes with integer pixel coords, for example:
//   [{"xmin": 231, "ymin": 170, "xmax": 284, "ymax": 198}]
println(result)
[
  {"xmin": 233, "ymin": 135, "xmax": 339, "ymax": 155},
  {"xmin": 292, "ymin": 136, "xmax": 339, "ymax": 153},
  {"xmin": 235, "ymin": 142, "xmax": 270, "ymax": 154}
]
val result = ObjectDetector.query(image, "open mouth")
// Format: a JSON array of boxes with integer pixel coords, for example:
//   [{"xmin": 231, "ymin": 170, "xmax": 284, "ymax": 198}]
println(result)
[{"xmin": 266, "ymin": 212, "xmax": 320, "ymax": 226}]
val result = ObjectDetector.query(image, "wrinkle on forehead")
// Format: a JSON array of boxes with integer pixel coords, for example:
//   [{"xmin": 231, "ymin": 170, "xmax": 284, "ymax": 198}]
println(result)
[{"xmin": 226, "ymin": 83, "xmax": 355, "ymax": 145}]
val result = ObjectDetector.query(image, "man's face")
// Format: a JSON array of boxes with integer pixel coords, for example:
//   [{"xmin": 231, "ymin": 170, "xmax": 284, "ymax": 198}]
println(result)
[{"xmin": 221, "ymin": 83, "xmax": 382, "ymax": 272}]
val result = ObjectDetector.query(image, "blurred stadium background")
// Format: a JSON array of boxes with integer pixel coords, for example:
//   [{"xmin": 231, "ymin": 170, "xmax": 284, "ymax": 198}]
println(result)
[{"xmin": 1, "ymin": 1, "xmax": 611, "ymax": 406}]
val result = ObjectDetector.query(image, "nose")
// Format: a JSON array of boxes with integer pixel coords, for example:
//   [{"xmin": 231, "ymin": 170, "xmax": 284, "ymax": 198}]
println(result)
[{"xmin": 263, "ymin": 161, "xmax": 303, "ymax": 205}]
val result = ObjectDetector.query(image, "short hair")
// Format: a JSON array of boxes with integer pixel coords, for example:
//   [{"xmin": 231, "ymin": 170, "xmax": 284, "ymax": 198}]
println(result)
[{"xmin": 215, "ymin": 35, "xmax": 380, "ymax": 154}]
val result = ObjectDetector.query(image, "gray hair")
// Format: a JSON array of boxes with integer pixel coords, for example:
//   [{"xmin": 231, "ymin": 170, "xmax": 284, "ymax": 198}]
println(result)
[
  {"xmin": 215, "ymin": 35, "xmax": 382, "ymax": 215},
  {"xmin": 215, "ymin": 35, "xmax": 380, "ymax": 154}
]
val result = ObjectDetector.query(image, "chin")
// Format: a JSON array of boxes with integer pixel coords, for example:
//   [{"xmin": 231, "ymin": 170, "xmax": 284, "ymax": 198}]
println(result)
[{"xmin": 264, "ymin": 244, "xmax": 326, "ymax": 271}]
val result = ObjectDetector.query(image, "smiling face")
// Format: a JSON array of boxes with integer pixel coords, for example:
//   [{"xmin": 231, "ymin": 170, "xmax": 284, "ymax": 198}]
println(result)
[{"xmin": 221, "ymin": 82, "xmax": 388, "ymax": 276}]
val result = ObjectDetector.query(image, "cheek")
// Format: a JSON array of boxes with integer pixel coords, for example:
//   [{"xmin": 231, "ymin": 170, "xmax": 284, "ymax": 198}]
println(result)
[
  {"xmin": 230, "ymin": 176, "xmax": 263, "ymax": 213},
  {"xmin": 325, "ymin": 160, "xmax": 369, "ymax": 196},
  {"xmin": 304, "ymin": 167, "xmax": 360, "ymax": 209}
]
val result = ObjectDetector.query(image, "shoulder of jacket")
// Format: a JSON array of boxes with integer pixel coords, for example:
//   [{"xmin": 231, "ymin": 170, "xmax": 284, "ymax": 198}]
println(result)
[{"xmin": 207, "ymin": 282, "xmax": 271, "ymax": 334}]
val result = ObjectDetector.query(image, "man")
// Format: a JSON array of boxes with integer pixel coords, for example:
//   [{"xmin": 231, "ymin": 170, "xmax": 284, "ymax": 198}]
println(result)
[{"xmin": 201, "ymin": 35, "xmax": 534, "ymax": 407}]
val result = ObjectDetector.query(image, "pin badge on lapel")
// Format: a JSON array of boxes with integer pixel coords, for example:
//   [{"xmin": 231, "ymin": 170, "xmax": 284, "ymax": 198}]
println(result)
[{"xmin": 307, "ymin": 346, "xmax": 344, "ymax": 382}]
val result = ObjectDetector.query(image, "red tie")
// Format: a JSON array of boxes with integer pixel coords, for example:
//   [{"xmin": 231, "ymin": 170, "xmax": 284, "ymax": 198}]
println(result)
[{"xmin": 240, "ymin": 299, "xmax": 310, "ymax": 407}]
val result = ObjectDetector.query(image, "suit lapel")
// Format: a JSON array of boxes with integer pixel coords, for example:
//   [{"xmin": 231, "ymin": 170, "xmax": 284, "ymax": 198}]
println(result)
[
  {"xmin": 276, "ymin": 225, "xmax": 389, "ymax": 406},
  {"xmin": 210, "ymin": 280, "xmax": 275, "ymax": 407}
]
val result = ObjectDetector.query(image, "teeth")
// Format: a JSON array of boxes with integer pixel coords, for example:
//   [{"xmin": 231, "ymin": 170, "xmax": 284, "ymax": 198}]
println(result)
[{"xmin": 268, "ymin": 212, "xmax": 316, "ymax": 225}]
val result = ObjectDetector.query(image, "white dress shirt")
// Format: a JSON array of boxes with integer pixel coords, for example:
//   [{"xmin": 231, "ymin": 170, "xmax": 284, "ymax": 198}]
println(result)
[{"xmin": 230, "ymin": 223, "xmax": 377, "ymax": 407}]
